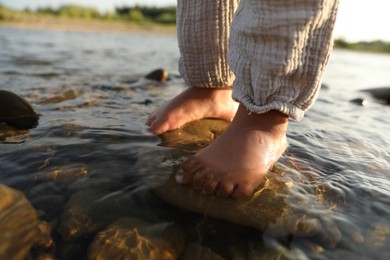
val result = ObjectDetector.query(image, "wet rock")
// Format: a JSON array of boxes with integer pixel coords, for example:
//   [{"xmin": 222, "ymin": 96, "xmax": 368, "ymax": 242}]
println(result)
[
  {"xmin": 156, "ymin": 119, "xmax": 293, "ymax": 232},
  {"xmin": 159, "ymin": 119, "xmax": 230, "ymax": 152},
  {"xmin": 39, "ymin": 89, "xmax": 79, "ymax": 104},
  {"xmin": 0, "ymin": 184, "xmax": 41, "ymax": 259},
  {"xmin": 58, "ymin": 189, "xmax": 110, "ymax": 241},
  {"xmin": 366, "ymin": 223, "xmax": 390, "ymax": 254},
  {"xmin": 154, "ymin": 171, "xmax": 291, "ymax": 232},
  {"xmin": 33, "ymin": 164, "xmax": 88, "ymax": 186},
  {"xmin": 145, "ymin": 69, "xmax": 169, "ymax": 82},
  {"xmin": 153, "ymin": 172, "xmax": 341, "ymax": 247},
  {"xmin": 155, "ymin": 119, "xmax": 342, "ymax": 247},
  {"xmin": 67, "ymin": 177, "xmax": 123, "ymax": 193},
  {"xmin": 31, "ymin": 221, "xmax": 56, "ymax": 258},
  {"xmin": 0, "ymin": 90, "xmax": 39, "ymax": 129},
  {"xmin": 321, "ymin": 83, "xmax": 330, "ymax": 90},
  {"xmin": 350, "ymin": 98, "xmax": 368, "ymax": 106},
  {"xmin": 30, "ymin": 194, "xmax": 67, "ymax": 212},
  {"xmin": 87, "ymin": 217, "xmax": 185, "ymax": 260},
  {"xmin": 0, "ymin": 122, "xmax": 30, "ymax": 143},
  {"xmin": 58, "ymin": 188, "xmax": 140, "ymax": 241},
  {"xmin": 27, "ymin": 182, "xmax": 65, "ymax": 199},
  {"xmin": 136, "ymin": 98, "xmax": 153, "ymax": 105},
  {"xmin": 334, "ymin": 218, "xmax": 364, "ymax": 245},
  {"xmin": 361, "ymin": 87, "xmax": 390, "ymax": 104}
]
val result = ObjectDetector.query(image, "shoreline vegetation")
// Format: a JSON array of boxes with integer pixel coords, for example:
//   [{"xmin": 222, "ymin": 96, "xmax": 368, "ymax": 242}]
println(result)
[
  {"xmin": 0, "ymin": 4, "xmax": 176, "ymax": 35},
  {"xmin": 1, "ymin": 3, "xmax": 390, "ymax": 53}
]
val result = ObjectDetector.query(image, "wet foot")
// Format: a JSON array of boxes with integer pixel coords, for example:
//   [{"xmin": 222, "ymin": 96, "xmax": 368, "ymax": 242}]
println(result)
[
  {"xmin": 146, "ymin": 87, "xmax": 238, "ymax": 135},
  {"xmin": 176, "ymin": 105, "xmax": 288, "ymax": 199}
]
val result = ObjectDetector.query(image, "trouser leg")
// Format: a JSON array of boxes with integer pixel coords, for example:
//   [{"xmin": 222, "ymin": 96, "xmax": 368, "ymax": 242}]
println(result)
[
  {"xmin": 229, "ymin": 0, "xmax": 339, "ymax": 120},
  {"xmin": 177, "ymin": 0, "xmax": 239, "ymax": 88}
]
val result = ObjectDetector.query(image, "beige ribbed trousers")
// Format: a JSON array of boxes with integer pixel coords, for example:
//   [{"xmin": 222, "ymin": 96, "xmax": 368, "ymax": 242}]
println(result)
[{"xmin": 177, "ymin": 0, "xmax": 339, "ymax": 121}]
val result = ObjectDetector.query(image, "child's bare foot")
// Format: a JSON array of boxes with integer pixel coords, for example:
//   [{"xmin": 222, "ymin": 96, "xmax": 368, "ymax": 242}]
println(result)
[
  {"xmin": 146, "ymin": 87, "xmax": 238, "ymax": 135},
  {"xmin": 175, "ymin": 105, "xmax": 288, "ymax": 199}
]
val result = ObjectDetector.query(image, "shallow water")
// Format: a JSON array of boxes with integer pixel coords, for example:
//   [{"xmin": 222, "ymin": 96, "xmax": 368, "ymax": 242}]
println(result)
[{"xmin": 0, "ymin": 26, "xmax": 389, "ymax": 259}]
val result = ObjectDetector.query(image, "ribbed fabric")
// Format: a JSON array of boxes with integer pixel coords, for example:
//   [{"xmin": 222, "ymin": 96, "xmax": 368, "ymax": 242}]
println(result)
[
  {"xmin": 177, "ymin": 0, "xmax": 239, "ymax": 88},
  {"xmin": 177, "ymin": 0, "xmax": 339, "ymax": 121}
]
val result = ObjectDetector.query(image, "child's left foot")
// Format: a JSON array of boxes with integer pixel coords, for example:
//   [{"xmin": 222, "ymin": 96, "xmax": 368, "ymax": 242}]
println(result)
[{"xmin": 175, "ymin": 105, "xmax": 288, "ymax": 198}]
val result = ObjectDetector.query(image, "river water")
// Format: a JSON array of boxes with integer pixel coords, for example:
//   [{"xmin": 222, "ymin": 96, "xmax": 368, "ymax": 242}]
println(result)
[{"xmin": 0, "ymin": 26, "xmax": 389, "ymax": 259}]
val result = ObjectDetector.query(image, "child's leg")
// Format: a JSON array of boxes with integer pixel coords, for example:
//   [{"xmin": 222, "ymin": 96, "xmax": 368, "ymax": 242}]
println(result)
[
  {"xmin": 147, "ymin": 0, "xmax": 240, "ymax": 135},
  {"xmin": 172, "ymin": 0, "xmax": 339, "ymax": 198}
]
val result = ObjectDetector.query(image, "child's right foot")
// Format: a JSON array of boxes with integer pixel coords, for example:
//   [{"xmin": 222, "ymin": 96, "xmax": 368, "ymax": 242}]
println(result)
[
  {"xmin": 146, "ymin": 87, "xmax": 238, "ymax": 135},
  {"xmin": 176, "ymin": 106, "xmax": 289, "ymax": 199}
]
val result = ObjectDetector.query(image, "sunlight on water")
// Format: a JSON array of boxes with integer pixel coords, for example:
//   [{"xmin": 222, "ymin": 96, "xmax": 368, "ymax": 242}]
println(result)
[{"xmin": 0, "ymin": 27, "xmax": 389, "ymax": 259}]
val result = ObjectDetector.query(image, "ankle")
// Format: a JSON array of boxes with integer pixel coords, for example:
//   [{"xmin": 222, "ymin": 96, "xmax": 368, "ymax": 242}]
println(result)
[{"xmin": 234, "ymin": 105, "xmax": 288, "ymax": 133}]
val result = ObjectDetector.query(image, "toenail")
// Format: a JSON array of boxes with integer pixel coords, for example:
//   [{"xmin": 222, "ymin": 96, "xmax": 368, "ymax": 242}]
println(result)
[
  {"xmin": 175, "ymin": 169, "xmax": 185, "ymax": 183},
  {"xmin": 141, "ymin": 129, "xmax": 154, "ymax": 136}
]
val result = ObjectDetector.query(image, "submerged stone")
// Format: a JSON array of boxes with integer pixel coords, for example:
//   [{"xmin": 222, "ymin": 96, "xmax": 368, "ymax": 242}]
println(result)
[
  {"xmin": 57, "ymin": 189, "xmax": 112, "ymax": 241},
  {"xmin": 58, "ymin": 188, "xmax": 140, "ymax": 241},
  {"xmin": 38, "ymin": 89, "xmax": 79, "ymax": 104},
  {"xmin": 0, "ymin": 90, "xmax": 39, "ymax": 129},
  {"xmin": 34, "ymin": 164, "xmax": 88, "ymax": 183},
  {"xmin": 154, "ymin": 171, "xmax": 292, "ymax": 233},
  {"xmin": 159, "ymin": 118, "xmax": 229, "ymax": 152},
  {"xmin": 87, "ymin": 218, "xmax": 185, "ymax": 260},
  {"xmin": 155, "ymin": 119, "xmax": 342, "ymax": 246},
  {"xmin": 0, "ymin": 184, "xmax": 41, "ymax": 259},
  {"xmin": 0, "ymin": 123, "xmax": 30, "ymax": 143}
]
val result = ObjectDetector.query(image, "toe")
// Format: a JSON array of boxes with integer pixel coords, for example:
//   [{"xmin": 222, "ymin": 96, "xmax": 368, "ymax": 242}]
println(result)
[
  {"xmin": 216, "ymin": 182, "xmax": 235, "ymax": 198},
  {"xmin": 192, "ymin": 167, "xmax": 218, "ymax": 193},
  {"xmin": 231, "ymin": 183, "xmax": 256, "ymax": 199},
  {"xmin": 150, "ymin": 119, "xmax": 171, "ymax": 135},
  {"xmin": 192, "ymin": 168, "xmax": 211, "ymax": 190},
  {"xmin": 181, "ymin": 157, "xmax": 202, "ymax": 172},
  {"xmin": 203, "ymin": 180, "xmax": 219, "ymax": 194},
  {"xmin": 146, "ymin": 114, "xmax": 156, "ymax": 126},
  {"xmin": 175, "ymin": 168, "xmax": 191, "ymax": 184},
  {"xmin": 175, "ymin": 157, "xmax": 201, "ymax": 185}
]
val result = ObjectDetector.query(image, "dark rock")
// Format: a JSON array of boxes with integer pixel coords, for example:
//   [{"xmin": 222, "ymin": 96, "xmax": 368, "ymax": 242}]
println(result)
[
  {"xmin": 0, "ymin": 90, "xmax": 39, "ymax": 129},
  {"xmin": 350, "ymin": 98, "xmax": 368, "ymax": 106},
  {"xmin": 321, "ymin": 83, "xmax": 330, "ymax": 90},
  {"xmin": 30, "ymin": 194, "xmax": 67, "ymax": 212},
  {"xmin": 31, "ymin": 221, "xmax": 56, "ymax": 258},
  {"xmin": 361, "ymin": 87, "xmax": 390, "ymax": 104},
  {"xmin": 135, "ymin": 99, "xmax": 153, "ymax": 105},
  {"xmin": 143, "ymin": 99, "xmax": 153, "ymax": 105},
  {"xmin": 145, "ymin": 69, "xmax": 169, "ymax": 82}
]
